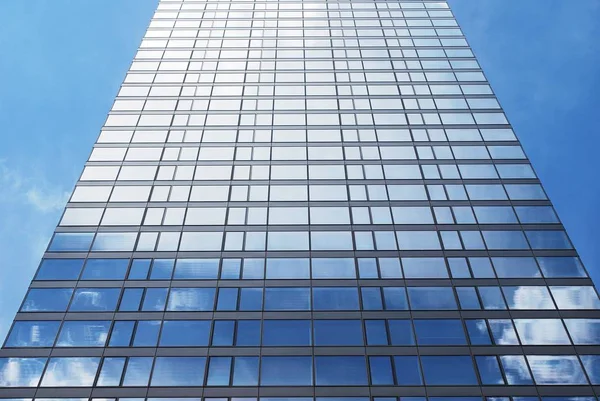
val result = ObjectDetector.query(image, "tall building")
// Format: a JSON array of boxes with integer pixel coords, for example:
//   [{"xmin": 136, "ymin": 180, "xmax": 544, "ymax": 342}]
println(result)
[{"xmin": 1, "ymin": 0, "xmax": 599, "ymax": 400}]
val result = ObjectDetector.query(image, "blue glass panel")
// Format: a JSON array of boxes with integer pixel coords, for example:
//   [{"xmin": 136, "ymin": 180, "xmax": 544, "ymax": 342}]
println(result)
[
  {"xmin": 314, "ymin": 320, "xmax": 363, "ymax": 346},
  {"xmin": 242, "ymin": 258, "xmax": 264, "ymax": 279},
  {"xmin": 388, "ymin": 320, "xmax": 414, "ymax": 345},
  {"xmin": 109, "ymin": 321, "xmax": 134, "ymax": 347},
  {"xmin": 261, "ymin": 356, "xmax": 312, "ymax": 386},
  {"xmin": 526, "ymin": 231, "xmax": 572, "ymax": 250},
  {"xmin": 133, "ymin": 321, "xmax": 160, "ymax": 346},
  {"xmin": 0, "ymin": 358, "xmax": 46, "ymax": 387},
  {"xmin": 515, "ymin": 206, "xmax": 559, "ymax": 224},
  {"xmin": 48, "ymin": 233, "xmax": 93, "ymax": 252},
  {"xmin": 382, "ymin": 287, "xmax": 408, "ymax": 310},
  {"xmin": 263, "ymin": 320, "xmax": 311, "ymax": 346},
  {"xmin": 20, "ymin": 288, "xmax": 73, "ymax": 312},
  {"xmin": 81, "ymin": 259, "xmax": 129, "ymax": 280},
  {"xmin": 239, "ymin": 288, "xmax": 263, "ymax": 311},
  {"xmin": 56, "ymin": 321, "xmax": 110, "ymax": 347},
  {"xmin": 315, "ymin": 356, "xmax": 367, "ymax": 385},
  {"xmin": 474, "ymin": 206, "xmax": 517, "ymax": 224},
  {"xmin": 70, "ymin": 288, "xmax": 120, "ymax": 311},
  {"xmin": 167, "ymin": 288, "xmax": 215, "ymax": 311},
  {"xmin": 492, "ymin": 257, "xmax": 540, "ymax": 278},
  {"xmin": 537, "ymin": 257, "xmax": 586, "ymax": 278},
  {"xmin": 361, "ymin": 288, "xmax": 383, "ymax": 310},
  {"xmin": 564, "ymin": 319, "xmax": 600, "ymax": 345},
  {"xmin": 217, "ymin": 288, "xmax": 238, "ymax": 311},
  {"xmin": 448, "ymin": 258, "xmax": 471, "ymax": 278},
  {"xmin": 365, "ymin": 320, "xmax": 389, "ymax": 345},
  {"xmin": 150, "ymin": 259, "xmax": 174, "ymax": 280},
  {"xmin": 128, "ymin": 259, "xmax": 151, "ymax": 279},
  {"xmin": 503, "ymin": 286, "xmax": 555, "ymax": 310},
  {"xmin": 92, "ymin": 233, "xmax": 137, "ymax": 251},
  {"xmin": 396, "ymin": 231, "xmax": 440, "ymax": 250},
  {"xmin": 580, "ymin": 355, "xmax": 600, "ymax": 384},
  {"xmin": 496, "ymin": 164, "xmax": 536, "ymax": 178},
  {"xmin": 151, "ymin": 357, "xmax": 206, "ymax": 386},
  {"xmin": 35, "ymin": 259, "xmax": 84, "ymax": 280},
  {"xmin": 264, "ymin": 288, "xmax": 310, "ymax": 310},
  {"xmin": 393, "ymin": 356, "xmax": 422, "ymax": 385},
  {"xmin": 119, "ymin": 288, "xmax": 143, "ymax": 311},
  {"xmin": 514, "ymin": 319, "xmax": 570, "ymax": 345},
  {"xmin": 476, "ymin": 356, "xmax": 504, "ymax": 385},
  {"xmin": 500, "ymin": 355, "xmax": 533, "ymax": 385},
  {"xmin": 358, "ymin": 258, "xmax": 378, "ymax": 278},
  {"xmin": 489, "ymin": 319, "xmax": 519, "ymax": 345},
  {"xmin": 469, "ymin": 257, "xmax": 495, "ymax": 278},
  {"xmin": 527, "ymin": 355, "xmax": 587, "ymax": 385},
  {"xmin": 479, "ymin": 287, "xmax": 507, "ymax": 310},
  {"xmin": 482, "ymin": 231, "xmax": 529, "ymax": 249},
  {"xmin": 369, "ymin": 357, "xmax": 394, "ymax": 385},
  {"xmin": 174, "ymin": 259, "xmax": 219, "ymax": 279},
  {"xmin": 466, "ymin": 320, "xmax": 492, "ymax": 345},
  {"xmin": 97, "ymin": 357, "xmax": 125, "ymax": 386},
  {"xmin": 123, "ymin": 357, "xmax": 153, "ymax": 386},
  {"xmin": 232, "ymin": 357, "xmax": 259, "ymax": 386},
  {"xmin": 207, "ymin": 357, "xmax": 232, "ymax": 386},
  {"xmin": 421, "ymin": 356, "xmax": 477, "ymax": 385},
  {"xmin": 160, "ymin": 321, "xmax": 210, "ymax": 346},
  {"xmin": 212, "ymin": 321, "xmax": 234, "ymax": 346},
  {"xmin": 235, "ymin": 320, "xmax": 261, "ymax": 346},
  {"xmin": 414, "ymin": 320, "xmax": 466, "ymax": 345},
  {"xmin": 221, "ymin": 259, "xmax": 241, "ymax": 279},
  {"xmin": 313, "ymin": 287, "xmax": 359, "ymax": 310},
  {"xmin": 378, "ymin": 258, "xmax": 402, "ymax": 278},
  {"xmin": 312, "ymin": 258, "xmax": 356, "ymax": 279},
  {"xmin": 141, "ymin": 287, "xmax": 168, "ymax": 311},
  {"xmin": 402, "ymin": 258, "xmax": 447, "ymax": 278},
  {"xmin": 505, "ymin": 184, "xmax": 546, "ymax": 200},
  {"xmin": 5, "ymin": 321, "xmax": 60, "ymax": 347},
  {"xmin": 266, "ymin": 258, "xmax": 310, "ymax": 279},
  {"xmin": 550, "ymin": 286, "xmax": 600, "ymax": 309},
  {"xmin": 408, "ymin": 287, "xmax": 456, "ymax": 310},
  {"xmin": 457, "ymin": 287, "xmax": 481, "ymax": 309},
  {"xmin": 41, "ymin": 357, "xmax": 100, "ymax": 386}
]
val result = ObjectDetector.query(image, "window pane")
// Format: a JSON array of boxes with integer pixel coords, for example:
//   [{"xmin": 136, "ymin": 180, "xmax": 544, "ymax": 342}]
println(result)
[
  {"xmin": 261, "ymin": 357, "xmax": 312, "ymax": 386},
  {"xmin": 151, "ymin": 357, "xmax": 206, "ymax": 386},
  {"xmin": 315, "ymin": 356, "xmax": 367, "ymax": 385},
  {"xmin": 263, "ymin": 320, "xmax": 311, "ymax": 346},
  {"xmin": 421, "ymin": 356, "xmax": 477, "ymax": 385}
]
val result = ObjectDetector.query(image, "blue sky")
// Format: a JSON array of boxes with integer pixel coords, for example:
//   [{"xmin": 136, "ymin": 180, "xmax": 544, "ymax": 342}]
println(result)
[{"xmin": 0, "ymin": 0, "xmax": 599, "ymax": 342}]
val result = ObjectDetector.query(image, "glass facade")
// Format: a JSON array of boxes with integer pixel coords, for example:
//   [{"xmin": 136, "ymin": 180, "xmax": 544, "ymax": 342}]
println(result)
[{"xmin": 1, "ymin": 0, "xmax": 599, "ymax": 401}]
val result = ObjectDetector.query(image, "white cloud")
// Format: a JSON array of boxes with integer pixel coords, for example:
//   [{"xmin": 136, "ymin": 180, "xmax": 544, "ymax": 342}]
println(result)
[
  {"xmin": 0, "ymin": 160, "xmax": 69, "ymax": 213},
  {"xmin": 25, "ymin": 187, "xmax": 70, "ymax": 212}
]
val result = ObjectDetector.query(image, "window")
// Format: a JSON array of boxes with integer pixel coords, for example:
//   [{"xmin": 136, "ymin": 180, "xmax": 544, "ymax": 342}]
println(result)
[
  {"xmin": 160, "ymin": 321, "xmax": 210, "ymax": 346},
  {"xmin": 314, "ymin": 320, "xmax": 363, "ymax": 346},
  {"xmin": 151, "ymin": 357, "xmax": 206, "ymax": 386},
  {"xmin": 414, "ymin": 319, "xmax": 466, "ymax": 345},
  {"xmin": 21, "ymin": 288, "xmax": 73, "ymax": 312},
  {"xmin": 56, "ymin": 321, "xmax": 110, "ymax": 347},
  {"xmin": 41, "ymin": 357, "xmax": 100, "ymax": 387},
  {"xmin": 315, "ymin": 356, "xmax": 368, "ymax": 385},
  {"xmin": 5, "ymin": 321, "xmax": 60, "ymax": 347},
  {"xmin": 0, "ymin": 358, "xmax": 46, "ymax": 387},
  {"xmin": 35, "ymin": 259, "xmax": 84, "ymax": 280},
  {"xmin": 263, "ymin": 320, "xmax": 311, "ymax": 346},
  {"xmin": 167, "ymin": 288, "xmax": 216, "ymax": 311},
  {"xmin": 261, "ymin": 356, "xmax": 312, "ymax": 386},
  {"xmin": 421, "ymin": 356, "xmax": 477, "ymax": 385}
]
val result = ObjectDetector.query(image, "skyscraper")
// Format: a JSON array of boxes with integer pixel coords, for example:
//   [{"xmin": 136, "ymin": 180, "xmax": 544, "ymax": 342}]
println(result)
[{"xmin": 1, "ymin": 0, "xmax": 599, "ymax": 399}]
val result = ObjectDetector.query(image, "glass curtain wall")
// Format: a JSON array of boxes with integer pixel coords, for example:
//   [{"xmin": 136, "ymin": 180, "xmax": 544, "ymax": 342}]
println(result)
[{"xmin": 1, "ymin": 1, "xmax": 599, "ymax": 401}]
